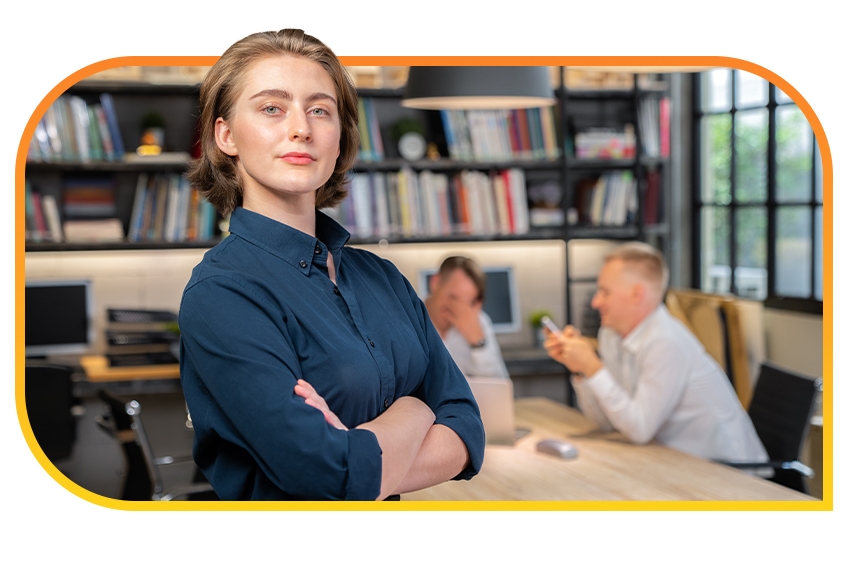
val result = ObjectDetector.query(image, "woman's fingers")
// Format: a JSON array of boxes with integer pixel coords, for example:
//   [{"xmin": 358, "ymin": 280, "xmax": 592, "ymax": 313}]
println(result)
[{"xmin": 295, "ymin": 379, "xmax": 348, "ymax": 431}]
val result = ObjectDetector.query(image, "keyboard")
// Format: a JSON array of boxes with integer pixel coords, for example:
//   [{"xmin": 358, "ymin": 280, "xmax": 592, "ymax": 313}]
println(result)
[
  {"xmin": 108, "ymin": 308, "xmax": 178, "ymax": 324},
  {"xmin": 106, "ymin": 330, "xmax": 179, "ymax": 346},
  {"xmin": 107, "ymin": 352, "xmax": 180, "ymax": 367}
]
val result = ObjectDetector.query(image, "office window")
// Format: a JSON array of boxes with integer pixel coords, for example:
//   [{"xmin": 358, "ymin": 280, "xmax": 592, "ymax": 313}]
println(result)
[{"xmin": 694, "ymin": 69, "xmax": 823, "ymax": 311}]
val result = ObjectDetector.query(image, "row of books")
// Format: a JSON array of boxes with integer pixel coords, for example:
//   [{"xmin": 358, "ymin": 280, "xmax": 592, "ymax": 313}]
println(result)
[
  {"xmin": 574, "ymin": 171, "xmax": 638, "ymax": 226},
  {"xmin": 27, "ymin": 93, "xmax": 126, "ymax": 162},
  {"xmin": 356, "ymin": 97, "xmax": 385, "ymax": 162},
  {"xmin": 440, "ymin": 107, "xmax": 560, "ymax": 162},
  {"xmin": 128, "ymin": 173, "xmax": 217, "ymax": 242},
  {"xmin": 25, "ymin": 180, "xmax": 125, "ymax": 243},
  {"xmin": 329, "ymin": 167, "xmax": 530, "ymax": 238},
  {"xmin": 574, "ymin": 125, "xmax": 636, "ymax": 159},
  {"xmin": 24, "ymin": 181, "xmax": 63, "ymax": 242},
  {"xmin": 638, "ymin": 97, "xmax": 671, "ymax": 158}
]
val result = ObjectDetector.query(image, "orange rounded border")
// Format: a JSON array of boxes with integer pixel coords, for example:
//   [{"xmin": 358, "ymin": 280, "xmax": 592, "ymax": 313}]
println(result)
[{"xmin": 16, "ymin": 55, "xmax": 832, "ymax": 512}]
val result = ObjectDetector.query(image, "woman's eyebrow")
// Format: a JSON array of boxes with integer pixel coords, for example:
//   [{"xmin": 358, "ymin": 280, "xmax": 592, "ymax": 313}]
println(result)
[{"xmin": 248, "ymin": 89, "xmax": 337, "ymax": 106}]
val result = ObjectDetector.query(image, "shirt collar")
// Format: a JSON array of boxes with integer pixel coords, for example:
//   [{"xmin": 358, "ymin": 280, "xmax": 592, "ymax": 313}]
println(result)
[
  {"xmin": 620, "ymin": 304, "xmax": 666, "ymax": 353},
  {"xmin": 227, "ymin": 207, "xmax": 350, "ymax": 276}
]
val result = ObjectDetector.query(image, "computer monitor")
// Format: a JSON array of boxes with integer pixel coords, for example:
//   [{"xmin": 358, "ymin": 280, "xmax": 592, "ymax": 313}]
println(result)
[
  {"xmin": 419, "ymin": 266, "xmax": 521, "ymax": 334},
  {"xmin": 25, "ymin": 280, "xmax": 94, "ymax": 357}
]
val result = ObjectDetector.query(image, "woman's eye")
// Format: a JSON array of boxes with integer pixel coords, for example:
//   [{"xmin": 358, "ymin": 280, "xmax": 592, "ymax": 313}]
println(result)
[
  {"xmin": 263, "ymin": 106, "xmax": 280, "ymax": 115},
  {"xmin": 312, "ymin": 108, "xmax": 326, "ymax": 116}
]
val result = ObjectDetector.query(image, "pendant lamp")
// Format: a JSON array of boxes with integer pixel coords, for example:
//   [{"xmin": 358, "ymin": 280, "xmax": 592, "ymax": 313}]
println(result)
[{"xmin": 401, "ymin": 66, "xmax": 556, "ymax": 110}]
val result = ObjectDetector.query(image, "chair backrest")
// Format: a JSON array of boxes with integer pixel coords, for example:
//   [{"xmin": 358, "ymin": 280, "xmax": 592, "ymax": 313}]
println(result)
[
  {"xmin": 25, "ymin": 362, "xmax": 76, "ymax": 461},
  {"xmin": 748, "ymin": 362, "xmax": 822, "ymax": 463},
  {"xmin": 665, "ymin": 288, "xmax": 754, "ymax": 408}
]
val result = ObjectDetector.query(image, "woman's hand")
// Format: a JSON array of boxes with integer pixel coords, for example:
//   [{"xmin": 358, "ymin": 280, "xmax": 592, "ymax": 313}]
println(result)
[{"xmin": 294, "ymin": 379, "xmax": 348, "ymax": 431}]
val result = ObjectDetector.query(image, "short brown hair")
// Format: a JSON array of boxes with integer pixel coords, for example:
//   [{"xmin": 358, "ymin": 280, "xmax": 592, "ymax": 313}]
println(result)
[
  {"xmin": 188, "ymin": 29, "xmax": 360, "ymax": 215},
  {"xmin": 604, "ymin": 242, "xmax": 669, "ymax": 294},
  {"xmin": 437, "ymin": 256, "xmax": 487, "ymax": 303}
]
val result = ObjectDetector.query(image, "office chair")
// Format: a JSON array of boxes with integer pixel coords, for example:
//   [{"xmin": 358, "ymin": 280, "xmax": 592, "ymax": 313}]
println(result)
[
  {"xmin": 24, "ymin": 362, "xmax": 79, "ymax": 462},
  {"xmin": 95, "ymin": 390, "xmax": 217, "ymax": 501},
  {"xmin": 721, "ymin": 362, "xmax": 822, "ymax": 494}
]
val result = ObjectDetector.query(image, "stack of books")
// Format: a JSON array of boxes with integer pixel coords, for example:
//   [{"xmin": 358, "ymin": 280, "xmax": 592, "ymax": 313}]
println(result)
[
  {"xmin": 27, "ymin": 93, "xmax": 125, "ymax": 162},
  {"xmin": 440, "ymin": 107, "xmax": 560, "ymax": 162},
  {"xmin": 128, "ymin": 173, "xmax": 217, "ymax": 242},
  {"xmin": 573, "ymin": 125, "xmax": 636, "ymax": 159},
  {"xmin": 356, "ymin": 97, "xmax": 385, "ymax": 162},
  {"xmin": 574, "ymin": 171, "xmax": 638, "ymax": 226},
  {"xmin": 24, "ymin": 181, "xmax": 62, "ymax": 242},
  {"xmin": 329, "ymin": 167, "xmax": 530, "ymax": 239},
  {"xmin": 638, "ymin": 97, "xmax": 671, "ymax": 158}
]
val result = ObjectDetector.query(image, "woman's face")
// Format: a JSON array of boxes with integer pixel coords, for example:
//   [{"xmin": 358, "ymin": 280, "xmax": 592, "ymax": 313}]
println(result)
[{"xmin": 215, "ymin": 55, "xmax": 341, "ymax": 206}]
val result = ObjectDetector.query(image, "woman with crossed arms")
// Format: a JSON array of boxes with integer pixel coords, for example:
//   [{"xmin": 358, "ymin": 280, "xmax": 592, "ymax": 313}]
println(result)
[{"xmin": 179, "ymin": 29, "xmax": 484, "ymax": 500}]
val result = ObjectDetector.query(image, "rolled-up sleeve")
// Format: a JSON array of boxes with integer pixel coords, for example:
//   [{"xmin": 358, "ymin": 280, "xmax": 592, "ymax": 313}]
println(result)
[{"xmin": 180, "ymin": 274, "xmax": 382, "ymax": 501}]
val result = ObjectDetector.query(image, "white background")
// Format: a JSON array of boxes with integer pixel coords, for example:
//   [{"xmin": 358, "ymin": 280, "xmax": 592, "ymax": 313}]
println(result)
[{"xmin": 5, "ymin": 1, "xmax": 841, "ymax": 562}]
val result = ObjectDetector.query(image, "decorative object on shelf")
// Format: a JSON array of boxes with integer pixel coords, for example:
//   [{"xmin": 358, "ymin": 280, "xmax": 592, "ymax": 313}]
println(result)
[
  {"xmin": 527, "ymin": 180, "xmax": 564, "ymax": 228},
  {"xmin": 426, "ymin": 142, "xmax": 440, "ymax": 161},
  {"xmin": 528, "ymin": 309, "xmax": 554, "ymax": 348},
  {"xmin": 138, "ymin": 111, "xmax": 166, "ymax": 156},
  {"xmin": 402, "ymin": 66, "xmax": 556, "ymax": 110},
  {"xmin": 398, "ymin": 132, "xmax": 427, "ymax": 161},
  {"xmin": 391, "ymin": 117, "xmax": 427, "ymax": 161}
]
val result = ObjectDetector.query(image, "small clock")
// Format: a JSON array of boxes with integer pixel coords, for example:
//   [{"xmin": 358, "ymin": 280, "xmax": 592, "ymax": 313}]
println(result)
[{"xmin": 398, "ymin": 132, "xmax": 427, "ymax": 161}]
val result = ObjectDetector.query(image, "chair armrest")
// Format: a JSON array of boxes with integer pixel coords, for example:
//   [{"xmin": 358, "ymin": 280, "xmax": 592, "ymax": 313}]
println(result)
[
  {"xmin": 723, "ymin": 460, "xmax": 814, "ymax": 478},
  {"xmin": 153, "ymin": 455, "xmax": 195, "ymax": 466},
  {"xmin": 156, "ymin": 483, "xmax": 217, "ymax": 502}
]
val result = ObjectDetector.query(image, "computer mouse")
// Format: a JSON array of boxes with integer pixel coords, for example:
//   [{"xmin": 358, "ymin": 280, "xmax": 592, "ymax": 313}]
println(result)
[{"xmin": 536, "ymin": 439, "xmax": 578, "ymax": 460}]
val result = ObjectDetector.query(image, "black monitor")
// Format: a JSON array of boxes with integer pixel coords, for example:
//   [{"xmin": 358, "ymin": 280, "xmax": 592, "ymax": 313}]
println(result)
[
  {"xmin": 25, "ymin": 280, "xmax": 94, "ymax": 357},
  {"xmin": 419, "ymin": 266, "xmax": 521, "ymax": 334}
]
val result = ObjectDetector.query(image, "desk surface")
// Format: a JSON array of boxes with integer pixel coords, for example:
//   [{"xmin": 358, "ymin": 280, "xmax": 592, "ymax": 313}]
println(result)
[
  {"xmin": 403, "ymin": 398, "xmax": 815, "ymax": 501},
  {"xmin": 79, "ymin": 355, "xmax": 180, "ymax": 382}
]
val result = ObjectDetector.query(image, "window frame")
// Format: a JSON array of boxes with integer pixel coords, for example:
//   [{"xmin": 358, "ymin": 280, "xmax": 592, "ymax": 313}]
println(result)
[{"xmin": 692, "ymin": 69, "xmax": 823, "ymax": 315}]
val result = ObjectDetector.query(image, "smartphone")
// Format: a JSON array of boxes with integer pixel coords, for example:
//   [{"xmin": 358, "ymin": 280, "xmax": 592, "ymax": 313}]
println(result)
[{"xmin": 540, "ymin": 316, "xmax": 561, "ymax": 336}]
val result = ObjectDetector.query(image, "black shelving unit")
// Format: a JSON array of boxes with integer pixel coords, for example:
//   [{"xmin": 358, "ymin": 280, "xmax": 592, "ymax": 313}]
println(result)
[{"xmin": 25, "ymin": 67, "xmax": 673, "ymax": 335}]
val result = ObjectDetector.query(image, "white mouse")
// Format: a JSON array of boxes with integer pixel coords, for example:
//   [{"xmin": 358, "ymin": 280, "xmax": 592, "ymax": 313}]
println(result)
[{"xmin": 536, "ymin": 439, "xmax": 578, "ymax": 460}]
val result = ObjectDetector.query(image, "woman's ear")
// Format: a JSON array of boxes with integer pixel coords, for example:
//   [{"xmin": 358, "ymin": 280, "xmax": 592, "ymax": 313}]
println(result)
[{"xmin": 215, "ymin": 117, "xmax": 238, "ymax": 156}]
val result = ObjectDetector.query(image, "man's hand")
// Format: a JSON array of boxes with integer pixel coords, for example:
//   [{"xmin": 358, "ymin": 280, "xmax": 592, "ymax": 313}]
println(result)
[
  {"xmin": 444, "ymin": 296, "xmax": 485, "ymax": 345},
  {"xmin": 294, "ymin": 379, "xmax": 348, "ymax": 431},
  {"xmin": 543, "ymin": 326, "xmax": 603, "ymax": 377}
]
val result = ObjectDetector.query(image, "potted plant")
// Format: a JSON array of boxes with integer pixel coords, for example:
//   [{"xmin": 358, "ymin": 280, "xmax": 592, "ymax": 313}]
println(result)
[{"xmin": 528, "ymin": 309, "xmax": 553, "ymax": 349}]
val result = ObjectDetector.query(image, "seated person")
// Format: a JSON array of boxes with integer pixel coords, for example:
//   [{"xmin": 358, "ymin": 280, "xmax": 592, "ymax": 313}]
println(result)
[
  {"xmin": 544, "ymin": 242, "xmax": 767, "ymax": 463},
  {"xmin": 424, "ymin": 256, "xmax": 509, "ymax": 379}
]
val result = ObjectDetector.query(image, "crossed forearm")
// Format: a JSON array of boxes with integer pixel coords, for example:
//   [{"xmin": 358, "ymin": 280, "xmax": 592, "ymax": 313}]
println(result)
[
  {"xmin": 394, "ymin": 423, "xmax": 470, "ymax": 494},
  {"xmin": 355, "ymin": 397, "xmax": 435, "ymax": 500}
]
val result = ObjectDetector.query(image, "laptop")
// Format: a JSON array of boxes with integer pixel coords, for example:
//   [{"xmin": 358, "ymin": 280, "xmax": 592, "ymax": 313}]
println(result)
[{"xmin": 466, "ymin": 376, "xmax": 517, "ymax": 446}]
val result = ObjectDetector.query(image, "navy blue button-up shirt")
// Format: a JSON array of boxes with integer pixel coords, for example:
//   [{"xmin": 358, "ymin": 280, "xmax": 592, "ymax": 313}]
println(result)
[{"xmin": 179, "ymin": 207, "xmax": 485, "ymax": 500}]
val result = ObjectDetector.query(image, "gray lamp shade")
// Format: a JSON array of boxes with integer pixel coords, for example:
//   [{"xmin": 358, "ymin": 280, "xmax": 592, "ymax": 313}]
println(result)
[{"xmin": 402, "ymin": 66, "xmax": 556, "ymax": 110}]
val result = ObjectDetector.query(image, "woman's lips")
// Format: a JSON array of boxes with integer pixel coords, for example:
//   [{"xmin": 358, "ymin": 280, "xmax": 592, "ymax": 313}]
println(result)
[{"xmin": 280, "ymin": 152, "xmax": 315, "ymax": 164}]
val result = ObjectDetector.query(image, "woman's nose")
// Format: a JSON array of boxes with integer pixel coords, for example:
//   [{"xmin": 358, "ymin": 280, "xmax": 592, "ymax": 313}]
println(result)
[{"xmin": 288, "ymin": 109, "xmax": 311, "ymax": 141}]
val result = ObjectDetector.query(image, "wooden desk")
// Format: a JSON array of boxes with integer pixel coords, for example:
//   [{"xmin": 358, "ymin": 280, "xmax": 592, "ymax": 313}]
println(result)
[
  {"xmin": 79, "ymin": 355, "xmax": 180, "ymax": 382},
  {"xmin": 403, "ymin": 398, "xmax": 815, "ymax": 501}
]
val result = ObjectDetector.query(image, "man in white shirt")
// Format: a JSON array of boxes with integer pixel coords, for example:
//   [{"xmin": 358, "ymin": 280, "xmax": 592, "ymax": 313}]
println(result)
[
  {"xmin": 544, "ymin": 242, "xmax": 767, "ymax": 463},
  {"xmin": 424, "ymin": 256, "xmax": 510, "ymax": 380}
]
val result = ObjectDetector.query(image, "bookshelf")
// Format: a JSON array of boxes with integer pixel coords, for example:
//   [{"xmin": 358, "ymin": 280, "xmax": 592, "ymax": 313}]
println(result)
[{"xmin": 24, "ymin": 66, "xmax": 672, "ymax": 327}]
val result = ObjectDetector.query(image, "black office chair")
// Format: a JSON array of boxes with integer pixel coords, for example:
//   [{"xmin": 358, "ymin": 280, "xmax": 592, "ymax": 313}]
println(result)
[
  {"xmin": 95, "ymin": 390, "xmax": 218, "ymax": 501},
  {"xmin": 24, "ymin": 362, "xmax": 79, "ymax": 462},
  {"xmin": 723, "ymin": 362, "xmax": 822, "ymax": 494}
]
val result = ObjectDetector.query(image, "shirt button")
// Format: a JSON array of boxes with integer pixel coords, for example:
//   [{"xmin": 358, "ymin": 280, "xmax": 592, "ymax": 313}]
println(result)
[
  {"xmin": 333, "ymin": 286, "xmax": 340, "ymax": 295},
  {"xmin": 314, "ymin": 244, "xmax": 321, "ymax": 254},
  {"xmin": 384, "ymin": 399, "xmax": 390, "ymax": 409},
  {"xmin": 300, "ymin": 260, "xmax": 307, "ymax": 268},
  {"xmin": 369, "ymin": 340, "xmax": 375, "ymax": 347}
]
